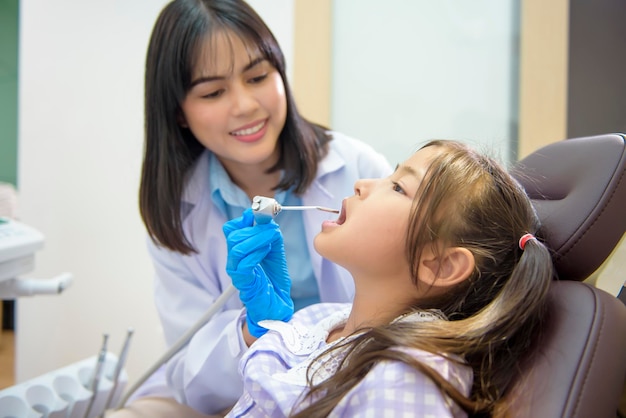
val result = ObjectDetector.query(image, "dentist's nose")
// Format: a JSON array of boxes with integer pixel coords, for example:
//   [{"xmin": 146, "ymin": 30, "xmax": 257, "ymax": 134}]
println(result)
[{"xmin": 231, "ymin": 84, "xmax": 258, "ymax": 116}]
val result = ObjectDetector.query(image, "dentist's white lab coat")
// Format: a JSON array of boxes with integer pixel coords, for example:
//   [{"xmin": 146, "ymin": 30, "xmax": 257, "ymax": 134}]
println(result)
[{"xmin": 144, "ymin": 132, "xmax": 392, "ymax": 414}]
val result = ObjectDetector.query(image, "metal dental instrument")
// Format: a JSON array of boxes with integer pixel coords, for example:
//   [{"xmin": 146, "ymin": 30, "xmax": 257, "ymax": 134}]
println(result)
[
  {"xmin": 251, "ymin": 195, "xmax": 339, "ymax": 223},
  {"xmin": 84, "ymin": 333, "xmax": 109, "ymax": 418},
  {"xmin": 102, "ymin": 328, "xmax": 134, "ymax": 415},
  {"xmin": 281, "ymin": 206, "xmax": 339, "ymax": 213}
]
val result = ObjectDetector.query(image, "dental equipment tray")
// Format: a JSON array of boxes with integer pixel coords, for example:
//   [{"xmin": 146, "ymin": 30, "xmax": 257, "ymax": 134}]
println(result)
[{"xmin": 0, "ymin": 217, "xmax": 44, "ymax": 282}]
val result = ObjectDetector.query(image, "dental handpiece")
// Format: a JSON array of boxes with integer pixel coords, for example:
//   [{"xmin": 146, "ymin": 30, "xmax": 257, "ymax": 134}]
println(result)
[
  {"xmin": 103, "ymin": 328, "xmax": 134, "ymax": 414},
  {"xmin": 251, "ymin": 195, "xmax": 339, "ymax": 223},
  {"xmin": 84, "ymin": 333, "xmax": 109, "ymax": 418}
]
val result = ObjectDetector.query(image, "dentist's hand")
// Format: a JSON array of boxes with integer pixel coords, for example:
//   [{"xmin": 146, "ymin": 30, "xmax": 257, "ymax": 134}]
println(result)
[{"xmin": 223, "ymin": 209, "xmax": 294, "ymax": 339}]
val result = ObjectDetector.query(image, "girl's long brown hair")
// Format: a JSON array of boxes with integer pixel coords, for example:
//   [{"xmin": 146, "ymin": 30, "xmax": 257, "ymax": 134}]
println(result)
[
  {"xmin": 139, "ymin": 0, "xmax": 331, "ymax": 254},
  {"xmin": 291, "ymin": 140, "xmax": 553, "ymax": 417}
]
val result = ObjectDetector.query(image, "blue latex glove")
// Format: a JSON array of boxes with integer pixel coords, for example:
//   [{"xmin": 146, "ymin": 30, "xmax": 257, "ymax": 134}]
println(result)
[{"xmin": 223, "ymin": 208, "xmax": 294, "ymax": 337}]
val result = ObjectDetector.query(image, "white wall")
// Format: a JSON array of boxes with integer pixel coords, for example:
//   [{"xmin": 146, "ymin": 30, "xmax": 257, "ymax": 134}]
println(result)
[
  {"xmin": 16, "ymin": 0, "xmax": 295, "ymax": 389},
  {"xmin": 16, "ymin": 0, "xmax": 170, "ymax": 385},
  {"xmin": 331, "ymin": 0, "xmax": 520, "ymax": 166},
  {"xmin": 247, "ymin": 0, "xmax": 294, "ymax": 81}
]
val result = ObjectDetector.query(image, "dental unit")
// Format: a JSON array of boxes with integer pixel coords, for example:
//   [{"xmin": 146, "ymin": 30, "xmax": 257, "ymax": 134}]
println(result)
[
  {"xmin": 0, "ymin": 217, "xmax": 73, "ymax": 299},
  {"xmin": 0, "ymin": 219, "xmax": 132, "ymax": 418}
]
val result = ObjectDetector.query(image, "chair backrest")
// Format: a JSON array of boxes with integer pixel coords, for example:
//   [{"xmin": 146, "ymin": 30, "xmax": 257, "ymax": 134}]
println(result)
[{"xmin": 507, "ymin": 133, "xmax": 626, "ymax": 417}]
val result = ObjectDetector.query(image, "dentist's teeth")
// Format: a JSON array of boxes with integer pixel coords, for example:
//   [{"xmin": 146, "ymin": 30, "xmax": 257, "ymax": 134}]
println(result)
[{"xmin": 232, "ymin": 121, "xmax": 265, "ymax": 136}]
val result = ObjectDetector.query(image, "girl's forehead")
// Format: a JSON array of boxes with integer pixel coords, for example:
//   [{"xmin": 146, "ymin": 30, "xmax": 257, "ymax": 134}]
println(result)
[{"xmin": 403, "ymin": 146, "xmax": 443, "ymax": 170}]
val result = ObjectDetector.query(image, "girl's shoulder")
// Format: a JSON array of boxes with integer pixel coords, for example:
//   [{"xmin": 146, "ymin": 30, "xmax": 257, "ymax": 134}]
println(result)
[{"xmin": 330, "ymin": 347, "xmax": 472, "ymax": 417}]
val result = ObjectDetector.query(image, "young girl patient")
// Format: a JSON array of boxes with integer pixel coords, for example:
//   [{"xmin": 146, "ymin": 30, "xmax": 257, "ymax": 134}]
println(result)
[{"xmin": 222, "ymin": 140, "xmax": 553, "ymax": 417}]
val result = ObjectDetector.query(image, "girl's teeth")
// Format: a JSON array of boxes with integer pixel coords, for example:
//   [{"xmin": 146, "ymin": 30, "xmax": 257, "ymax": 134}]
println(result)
[{"xmin": 232, "ymin": 121, "xmax": 264, "ymax": 136}]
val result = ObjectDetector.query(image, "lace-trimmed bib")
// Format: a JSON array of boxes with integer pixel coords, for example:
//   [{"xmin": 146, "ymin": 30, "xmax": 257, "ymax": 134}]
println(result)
[{"xmin": 258, "ymin": 308, "xmax": 444, "ymax": 387}]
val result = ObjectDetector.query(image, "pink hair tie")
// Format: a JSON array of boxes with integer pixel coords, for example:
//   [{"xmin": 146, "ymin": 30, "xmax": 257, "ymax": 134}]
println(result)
[{"xmin": 519, "ymin": 233, "xmax": 536, "ymax": 250}]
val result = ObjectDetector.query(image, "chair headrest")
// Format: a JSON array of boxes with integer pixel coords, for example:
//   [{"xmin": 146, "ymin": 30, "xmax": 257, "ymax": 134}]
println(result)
[{"xmin": 511, "ymin": 133, "xmax": 626, "ymax": 281}]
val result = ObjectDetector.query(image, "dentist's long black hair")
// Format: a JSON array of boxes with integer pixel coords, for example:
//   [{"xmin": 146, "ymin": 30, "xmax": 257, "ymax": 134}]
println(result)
[
  {"xmin": 139, "ymin": 0, "xmax": 331, "ymax": 254},
  {"xmin": 292, "ymin": 140, "xmax": 553, "ymax": 418}
]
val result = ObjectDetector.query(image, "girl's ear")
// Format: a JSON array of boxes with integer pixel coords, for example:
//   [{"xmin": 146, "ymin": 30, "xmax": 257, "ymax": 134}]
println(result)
[{"xmin": 418, "ymin": 246, "xmax": 475, "ymax": 288}]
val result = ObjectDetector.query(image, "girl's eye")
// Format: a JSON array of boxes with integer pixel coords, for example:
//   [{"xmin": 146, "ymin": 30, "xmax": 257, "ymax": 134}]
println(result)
[
  {"xmin": 392, "ymin": 181, "xmax": 406, "ymax": 195},
  {"xmin": 249, "ymin": 74, "xmax": 268, "ymax": 84},
  {"xmin": 202, "ymin": 89, "xmax": 224, "ymax": 99}
]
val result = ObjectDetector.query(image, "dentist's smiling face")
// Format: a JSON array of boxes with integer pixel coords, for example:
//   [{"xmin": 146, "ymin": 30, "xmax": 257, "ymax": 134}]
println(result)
[
  {"xmin": 314, "ymin": 146, "xmax": 442, "ymax": 279},
  {"xmin": 180, "ymin": 29, "xmax": 287, "ymax": 173}
]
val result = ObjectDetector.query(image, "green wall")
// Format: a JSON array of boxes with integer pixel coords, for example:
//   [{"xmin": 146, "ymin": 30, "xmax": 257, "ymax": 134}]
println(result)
[{"xmin": 0, "ymin": 0, "xmax": 19, "ymax": 187}]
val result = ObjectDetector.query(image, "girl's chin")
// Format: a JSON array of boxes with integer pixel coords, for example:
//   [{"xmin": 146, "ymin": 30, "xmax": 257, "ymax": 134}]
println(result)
[
  {"xmin": 320, "ymin": 219, "xmax": 340, "ymax": 231},
  {"xmin": 313, "ymin": 231, "xmax": 334, "ymax": 256}
]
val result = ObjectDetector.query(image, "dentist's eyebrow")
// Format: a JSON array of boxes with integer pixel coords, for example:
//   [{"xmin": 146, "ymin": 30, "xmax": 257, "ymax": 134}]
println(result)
[{"xmin": 190, "ymin": 56, "xmax": 266, "ymax": 88}]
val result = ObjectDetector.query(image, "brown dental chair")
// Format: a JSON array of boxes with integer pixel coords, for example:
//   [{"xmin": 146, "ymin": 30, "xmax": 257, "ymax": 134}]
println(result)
[{"xmin": 508, "ymin": 133, "xmax": 626, "ymax": 417}]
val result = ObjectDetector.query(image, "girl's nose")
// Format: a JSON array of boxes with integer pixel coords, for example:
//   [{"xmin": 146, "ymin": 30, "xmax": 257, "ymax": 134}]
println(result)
[{"xmin": 354, "ymin": 178, "xmax": 374, "ymax": 197}]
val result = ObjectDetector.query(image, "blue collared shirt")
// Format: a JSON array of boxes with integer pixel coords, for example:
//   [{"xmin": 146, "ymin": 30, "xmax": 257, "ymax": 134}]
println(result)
[{"xmin": 209, "ymin": 153, "xmax": 320, "ymax": 311}]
